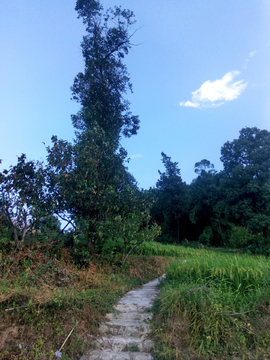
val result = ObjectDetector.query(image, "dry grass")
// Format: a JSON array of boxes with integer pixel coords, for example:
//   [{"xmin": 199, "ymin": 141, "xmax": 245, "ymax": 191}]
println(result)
[{"xmin": 0, "ymin": 246, "xmax": 168, "ymax": 359}]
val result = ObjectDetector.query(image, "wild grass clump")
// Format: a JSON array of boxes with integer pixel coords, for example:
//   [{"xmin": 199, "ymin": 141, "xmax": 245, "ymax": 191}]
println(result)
[{"xmin": 151, "ymin": 248, "xmax": 270, "ymax": 359}]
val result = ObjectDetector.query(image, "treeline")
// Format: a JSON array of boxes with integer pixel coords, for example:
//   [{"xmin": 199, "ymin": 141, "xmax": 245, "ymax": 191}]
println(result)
[
  {"xmin": 1, "ymin": 0, "xmax": 270, "ymax": 258},
  {"xmin": 150, "ymin": 126, "xmax": 270, "ymax": 255}
]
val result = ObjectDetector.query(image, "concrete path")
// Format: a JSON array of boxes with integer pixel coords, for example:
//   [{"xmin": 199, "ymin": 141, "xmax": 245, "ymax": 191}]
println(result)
[{"xmin": 80, "ymin": 276, "xmax": 164, "ymax": 360}]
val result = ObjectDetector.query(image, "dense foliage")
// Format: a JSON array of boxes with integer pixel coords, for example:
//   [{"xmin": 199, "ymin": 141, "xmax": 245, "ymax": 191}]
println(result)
[
  {"xmin": 0, "ymin": 155, "xmax": 48, "ymax": 249},
  {"xmin": 150, "ymin": 127, "xmax": 270, "ymax": 255}
]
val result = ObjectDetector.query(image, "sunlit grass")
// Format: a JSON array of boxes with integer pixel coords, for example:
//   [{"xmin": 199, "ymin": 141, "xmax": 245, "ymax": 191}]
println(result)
[
  {"xmin": 166, "ymin": 253, "xmax": 268, "ymax": 294},
  {"xmin": 141, "ymin": 242, "xmax": 270, "ymax": 359},
  {"xmin": 136, "ymin": 241, "xmax": 210, "ymax": 258}
]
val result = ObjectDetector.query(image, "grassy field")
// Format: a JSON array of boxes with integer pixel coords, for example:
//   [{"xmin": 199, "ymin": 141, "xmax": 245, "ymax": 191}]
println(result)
[
  {"xmin": 138, "ymin": 242, "xmax": 270, "ymax": 360},
  {"xmin": 0, "ymin": 245, "xmax": 168, "ymax": 359},
  {"xmin": 1, "ymin": 241, "xmax": 269, "ymax": 359}
]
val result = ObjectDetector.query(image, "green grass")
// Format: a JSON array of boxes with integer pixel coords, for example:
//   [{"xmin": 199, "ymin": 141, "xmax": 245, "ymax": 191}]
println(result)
[
  {"xmin": 166, "ymin": 253, "xmax": 267, "ymax": 294},
  {"xmin": 136, "ymin": 241, "xmax": 207, "ymax": 258},
  {"xmin": 2, "ymin": 240, "xmax": 269, "ymax": 359},
  {"xmin": 139, "ymin": 242, "xmax": 270, "ymax": 359}
]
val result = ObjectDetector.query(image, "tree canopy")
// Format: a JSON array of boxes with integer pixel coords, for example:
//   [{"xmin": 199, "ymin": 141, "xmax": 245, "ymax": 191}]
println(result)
[
  {"xmin": 149, "ymin": 127, "xmax": 270, "ymax": 254},
  {"xmin": 71, "ymin": 0, "xmax": 139, "ymax": 144}
]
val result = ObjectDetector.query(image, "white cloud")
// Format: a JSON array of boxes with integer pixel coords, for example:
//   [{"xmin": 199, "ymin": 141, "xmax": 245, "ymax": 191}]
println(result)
[
  {"xmin": 243, "ymin": 50, "xmax": 257, "ymax": 69},
  {"xmin": 130, "ymin": 154, "xmax": 143, "ymax": 159},
  {"xmin": 180, "ymin": 70, "xmax": 247, "ymax": 109}
]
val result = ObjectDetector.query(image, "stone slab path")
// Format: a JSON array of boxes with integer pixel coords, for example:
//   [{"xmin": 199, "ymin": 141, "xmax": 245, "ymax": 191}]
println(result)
[{"xmin": 80, "ymin": 276, "xmax": 164, "ymax": 360}]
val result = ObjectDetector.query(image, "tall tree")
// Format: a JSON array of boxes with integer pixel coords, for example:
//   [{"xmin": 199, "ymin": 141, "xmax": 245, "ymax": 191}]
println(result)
[
  {"xmin": 151, "ymin": 152, "xmax": 189, "ymax": 243},
  {"xmin": 189, "ymin": 161, "xmax": 228, "ymax": 246},
  {"xmin": 221, "ymin": 127, "xmax": 270, "ymax": 182},
  {"xmin": 46, "ymin": 0, "xmax": 143, "ymax": 256},
  {"xmin": 220, "ymin": 127, "xmax": 270, "ymax": 237},
  {"xmin": 71, "ymin": 0, "xmax": 140, "ymax": 143}
]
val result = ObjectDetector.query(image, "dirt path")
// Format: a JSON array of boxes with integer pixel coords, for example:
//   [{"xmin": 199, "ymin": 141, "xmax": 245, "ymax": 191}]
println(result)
[{"xmin": 80, "ymin": 276, "xmax": 164, "ymax": 360}]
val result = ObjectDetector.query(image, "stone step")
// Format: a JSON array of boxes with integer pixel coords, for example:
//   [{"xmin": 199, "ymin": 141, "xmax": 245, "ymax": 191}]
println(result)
[
  {"xmin": 81, "ymin": 349, "xmax": 153, "ymax": 360},
  {"xmin": 99, "ymin": 323, "xmax": 150, "ymax": 337},
  {"xmin": 118, "ymin": 291, "xmax": 158, "ymax": 309},
  {"xmin": 114, "ymin": 304, "xmax": 149, "ymax": 313},
  {"xmin": 95, "ymin": 335, "xmax": 153, "ymax": 353},
  {"xmin": 80, "ymin": 277, "xmax": 165, "ymax": 360},
  {"xmin": 106, "ymin": 312, "xmax": 152, "ymax": 324}
]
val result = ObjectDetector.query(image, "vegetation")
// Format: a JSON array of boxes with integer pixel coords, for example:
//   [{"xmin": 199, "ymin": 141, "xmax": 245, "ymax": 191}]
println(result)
[
  {"xmin": 139, "ymin": 242, "xmax": 270, "ymax": 359},
  {"xmin": 0, "ymin": 155, "xmax": 48, "ymax": 250},
  {"xmin": 0, "ymin": 3, "xmax": 164, "ymax": 357},
  {"xmin": 150, "ymin": 127, "xmax": 270, "ymax": 255},
  {"xmin": 0, "ymin": 243, "xmax": 168, "ymax": 359},
  {"xmin": 1, "ymin": 0, "xmax": 159, "ymax": 261},
  {"xmin": 45, "ymin": 0, "xmax": 154, "ymax": 260},
  {"xmin": 0, "ymin": 0, "xmax": 270, "ymax": 359},
  {"xmin": 1, "ymin": 1, "xmax": 270, "ymax": 260}
]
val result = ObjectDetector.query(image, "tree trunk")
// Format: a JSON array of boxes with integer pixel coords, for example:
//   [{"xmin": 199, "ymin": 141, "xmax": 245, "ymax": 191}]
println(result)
[{"xmin": 13, "ymin": 227, "xmax": 23, "ymax": 251}]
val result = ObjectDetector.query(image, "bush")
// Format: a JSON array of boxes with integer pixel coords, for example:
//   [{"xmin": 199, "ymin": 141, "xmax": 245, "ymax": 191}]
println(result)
[
  {"xmin": 228, "ymin": 226, "xmax": 270, "ymax": 256},
  {"xmin": 199, "ymin": 226, "xmax": 213, "ymax": 246},
  {"xmin": 228, "ymin": 226, "xmax": 253, "ymax": 249}
]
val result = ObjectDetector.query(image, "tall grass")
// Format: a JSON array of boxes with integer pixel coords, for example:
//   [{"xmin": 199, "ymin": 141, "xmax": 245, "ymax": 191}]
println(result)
[
  {"xmin": 136, "ymin": 241, "xmax": 210, "ymax": 258},
  {"xmin": 166, "ymin": 254, "xmax": 267, "ymax": 294},
  {"xmin": 144, "ymin": 242, "xmax": 270, "ymax": 359}
]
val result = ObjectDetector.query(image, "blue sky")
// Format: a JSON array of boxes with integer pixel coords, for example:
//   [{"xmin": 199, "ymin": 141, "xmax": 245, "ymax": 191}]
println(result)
[{"xmin": 1, "ymin": 0, "xmax": 270, "ymax": 189}]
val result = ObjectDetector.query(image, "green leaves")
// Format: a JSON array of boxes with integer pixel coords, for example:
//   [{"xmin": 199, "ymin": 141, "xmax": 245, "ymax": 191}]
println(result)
[
  {"xmin": 150, "ymin": 128, "xmax": 270, "ymax": 252},
  {"xmin": 220, "ymin": 128, "xmax": 270, "ymax": 242},
  {"xmin": 150, "ymin": 152, "xmax": 189, "ymax": 243},
  {"xmin": 0, "ymin": 155, "xmax": 48, "ymax": 249},
  {"xmin": 221, "ymin": 127, "xmax": 270, "ymax": 178},
  {"xmin": 54, "ymin": 1, "xmax": 143, "ymax": 257},
  {"xmin": 95, "ymin": 211, "xmax": 160, "ymax": 262},
  {"xmin": 71, "ymin": 1, "xmax": 139, "ymax": 141}
]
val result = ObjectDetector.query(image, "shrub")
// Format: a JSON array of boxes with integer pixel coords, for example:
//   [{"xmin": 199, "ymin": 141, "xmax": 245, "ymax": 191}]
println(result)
[
  {"xmin": 199, "ymin": 226, "xmax": 213, "ymax": 246},
  {"xmin": 228, "ymin": 226, "xmax": 253, "ymax": 249}
]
